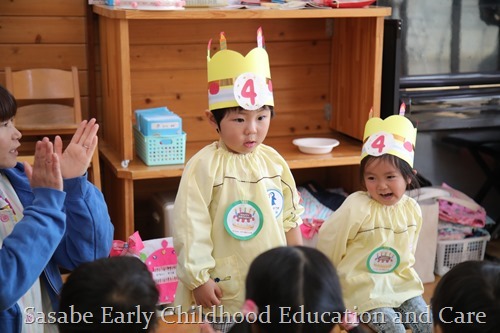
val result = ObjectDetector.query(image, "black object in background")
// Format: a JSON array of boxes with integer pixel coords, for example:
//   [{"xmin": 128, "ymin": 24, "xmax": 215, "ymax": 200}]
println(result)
[{"xmin": 380, "ymin": 19, "xmax": 403, "ymax": 119}]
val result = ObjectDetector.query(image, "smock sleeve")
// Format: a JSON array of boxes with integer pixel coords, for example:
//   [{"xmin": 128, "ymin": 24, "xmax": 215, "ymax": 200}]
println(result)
[
  {"xmin": 276, "ymin": 154, "xmax": 304, "ymax": 232},
  {"xmin": 317, "ymin": 192, "xmax": 367, "ymax": 266},
  {"xmin": 407, "ymin": 197, "xmax": 422, "ymax": 256},
  {"xmin": 173, "ymin": 149, "xmax": 217, "ymax": 290}
]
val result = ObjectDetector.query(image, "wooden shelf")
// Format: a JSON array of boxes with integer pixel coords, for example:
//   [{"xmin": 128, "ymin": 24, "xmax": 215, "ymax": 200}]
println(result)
[
  {"xmin": 93, "ymin": 5, "xmax": 390, "ymax": 239},
  {"xmin": 100, "ymin": 132, "xmax": 361, "ymax": 180},
  {"xmin": 93, "ymin": 5, "xmax": 391, "ymax": 20}
]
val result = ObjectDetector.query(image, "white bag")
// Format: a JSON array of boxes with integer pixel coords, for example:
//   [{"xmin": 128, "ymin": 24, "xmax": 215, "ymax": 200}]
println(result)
[{"xmin": 407, "ymin": 187, "xmax": 451, "ymax": 283}]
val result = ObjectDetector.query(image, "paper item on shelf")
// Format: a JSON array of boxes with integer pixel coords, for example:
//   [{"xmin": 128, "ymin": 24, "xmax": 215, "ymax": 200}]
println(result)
[
  {"xmin": 134, "ymin": 106, "xmax": 173, "ymax": 122},
  {"xmin": 223, "ymin": 4, "xmax": 270, "ymax": 9},
  {"xmin": 185, "ymin": 0, "xmax": 229, "ymax": 7},
  {"xmin": 135, "ymin": 107, "xmax": 183, "ymax": 136},
  {"xmin": 279, "ymin": 1, "xmax": 332, "ymax": 10},
  {"xmin": 140, "ymin": 114, "xmax": 182, "ymax": 136},
  {"xmin": 135, "ymin": 107, "xmax": 172, "ymax": 132},
  {"xmin": 102, "ymin": 0, "xmax": 186, "ymax": 10}
]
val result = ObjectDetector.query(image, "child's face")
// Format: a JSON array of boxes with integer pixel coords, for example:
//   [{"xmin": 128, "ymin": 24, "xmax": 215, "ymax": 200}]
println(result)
[
  {"xmin": 217, "ymin": 108, "xmax": 271, "ymax": 154},
  {"xmin": 0, "ymin": 118, "xmax": 22, "ymax": 168},
  {"xmin": 363, "ymin": 157, "xmax": 411, "ymax": 206}
]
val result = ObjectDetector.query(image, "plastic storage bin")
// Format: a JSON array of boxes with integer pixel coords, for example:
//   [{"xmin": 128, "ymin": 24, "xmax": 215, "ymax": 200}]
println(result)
[
  {"xmin": 134, "ymin": 127, "xmax": 186, "ymax": 166},
  {"xmin": 434, "ymin": 229, "xmax": 490, "ymax": 276}
]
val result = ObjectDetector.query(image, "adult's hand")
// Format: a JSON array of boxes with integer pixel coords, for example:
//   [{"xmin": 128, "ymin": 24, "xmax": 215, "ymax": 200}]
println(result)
[
  {"xmin": 54, "ymin": 118, "xmax": 99, "ymax": 179},
  {"xmin": 24, "ymin": 138, "xmax": 63, "ymax": 191}
]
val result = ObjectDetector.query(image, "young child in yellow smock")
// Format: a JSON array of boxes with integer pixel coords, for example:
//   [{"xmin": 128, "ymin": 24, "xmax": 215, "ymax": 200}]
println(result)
[
  {"xmin": 317, "ymin": 112, "xmax": 432, "ymax": 333},
  {"xmin": 173, "ymin": 28, "xmax": 304, "ymax": 333}
]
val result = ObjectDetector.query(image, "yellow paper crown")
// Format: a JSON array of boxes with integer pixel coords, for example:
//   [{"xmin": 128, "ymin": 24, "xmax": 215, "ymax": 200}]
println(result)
[
  {"xmin": 207, "ymin": 28, "xmax": 274, "ymax": 111},
  {"xmin": 361, "ymin": 114, "xmax": 417, "ymax": 167}
]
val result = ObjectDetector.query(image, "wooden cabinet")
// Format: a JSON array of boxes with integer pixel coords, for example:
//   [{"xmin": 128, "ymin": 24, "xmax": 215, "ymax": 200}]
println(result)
[{"xmin": 93, "ymin": 5, "xmax": 391, "ymax": 240}]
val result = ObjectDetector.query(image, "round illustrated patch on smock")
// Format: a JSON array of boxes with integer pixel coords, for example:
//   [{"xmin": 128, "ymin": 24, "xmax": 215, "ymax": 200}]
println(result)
[
  {"xmin": 233, "ymin": 72, "xmax": 267, "ymax": 111},
  {"xmin": 366, "ymin": 246, "xmax": 400, "ymax": 274},
  {"xmin": 267, "ymin": 189, "xmax": 284, "ymax": 218},
  {"xmin": 224, "ymin": 200, "xmax": 263, "ymax": 240},
  {"xmin": 364, "ymin": 131, "xmax": 395, "ymax": 156}
]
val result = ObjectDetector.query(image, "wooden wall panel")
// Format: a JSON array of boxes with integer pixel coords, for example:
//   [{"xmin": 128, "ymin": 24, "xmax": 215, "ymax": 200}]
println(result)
[
  {"xmin": 129, "ymin": 41, "xmax": 330, "ymax": 71},
  {"xmin": 0, "ymin": 17, "xmax": 85, "ymax": 44},
  {"xmin": 0, "ymin": 45, "xmax": 87, "ymax": 70},
  {"xmin": 130, "ymin": 85, "xmax": 330, "ymax": 121},
  {"xmin": 0, "ymin": 0, "xmax": 91, "ymax": 121},
  {"xmin": 0, "ymin": 0, "xmax": 85, "ymax": 16},
  {"xmin": 128, "ymin": 19, "xmax": 330, "ymax": 45},
  {"xmin": 126, "ymin": 17, "xmax": 333, "ymax": 144}
]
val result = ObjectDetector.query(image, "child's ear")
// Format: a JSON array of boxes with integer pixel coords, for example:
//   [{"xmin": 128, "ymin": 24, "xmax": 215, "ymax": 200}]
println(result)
[
  {"xmin": 205, "ymin": 110, "xmax": 219, "ymax": 131},
  {"xmin": 407, "ymin": 169, "xmax": 418, "ymax": 185}
]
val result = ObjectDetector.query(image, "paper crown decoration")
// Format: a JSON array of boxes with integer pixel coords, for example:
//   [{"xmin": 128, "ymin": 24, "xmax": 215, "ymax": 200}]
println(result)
[
  {"xmin": 361, "ymin": 111, "xmax": 417, "ymax": 167},
  {"xmin": 207, "ymin": 27, "xmax": 274, "ymax": 111}
]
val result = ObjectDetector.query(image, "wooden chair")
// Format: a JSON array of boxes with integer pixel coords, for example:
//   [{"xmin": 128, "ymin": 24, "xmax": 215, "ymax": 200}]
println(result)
[
  {"xmin": 6, "ymin": 66, "xmax": 101, "ymax": 189},
  {"xmin": 5, "ymin": 66, "xmax": 82, "ymax": 136}
]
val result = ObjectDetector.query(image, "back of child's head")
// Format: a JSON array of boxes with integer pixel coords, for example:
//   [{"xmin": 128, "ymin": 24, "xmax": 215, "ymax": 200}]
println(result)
[
  {"xmin": 431, "ymin": 260, "xmax": 500, "ymax": 333},
  {"xmin": 230, "ymin": 246, "xmax": 361, "ymax": 333},
  {"xmin": 58, "ymin": 256, "xmax": 159, "ymax": 333},
  {"xmin": 0, "ymin": 84, "xmax": 17, "ymax": 121}
]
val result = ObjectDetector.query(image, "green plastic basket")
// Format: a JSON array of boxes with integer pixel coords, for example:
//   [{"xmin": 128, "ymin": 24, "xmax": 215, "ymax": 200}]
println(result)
[{"xmin": 134, "ymin": 127, "xmax": 186, "ymax": 166}]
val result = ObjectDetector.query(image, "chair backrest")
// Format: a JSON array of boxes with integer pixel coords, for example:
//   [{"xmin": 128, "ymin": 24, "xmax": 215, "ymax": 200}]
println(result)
[{"xmin": 5, "ymin": 67, "xmax": 83, "ymax": 136}]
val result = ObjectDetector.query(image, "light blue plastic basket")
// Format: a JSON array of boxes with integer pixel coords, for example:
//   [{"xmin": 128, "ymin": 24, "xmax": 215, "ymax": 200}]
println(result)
[{"xmin": 134, "ymin": 127, "xmax": 186, "ymax": 166}]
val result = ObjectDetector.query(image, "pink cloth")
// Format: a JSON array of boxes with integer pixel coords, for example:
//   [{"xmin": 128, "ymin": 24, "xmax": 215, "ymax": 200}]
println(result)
[{"xmin": 438, "ymin": 183, "xmax": 486, "ymax": 228}]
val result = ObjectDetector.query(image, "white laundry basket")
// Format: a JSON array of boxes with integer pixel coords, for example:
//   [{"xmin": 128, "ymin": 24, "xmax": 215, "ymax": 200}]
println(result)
[{"xmin": 434, "ymin": 229, "xmax": 490, "ymax": 276}]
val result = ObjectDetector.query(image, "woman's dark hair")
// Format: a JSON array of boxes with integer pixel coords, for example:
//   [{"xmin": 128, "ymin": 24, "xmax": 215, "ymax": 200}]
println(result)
[
  {"xmin": 360, "ymin": 154, "xmax": 420, "ymax": 191},
  {"xmin": 431, "ymin": 260, "xmax": 500, "ymax": 333},
  {"xmin": 0, "ymin": 84, "xmax": 17, "ymax": 121},
  {"xmin": 58, "ymin": 256, "xmax": 159, "ymax": 333},
  {"xmin": 229, "ymin": 246, "xmax": 364, "ymax": 333},
  {"xmin": 211, "ymin": 105, "xmax": 275, "ymax": 129}
]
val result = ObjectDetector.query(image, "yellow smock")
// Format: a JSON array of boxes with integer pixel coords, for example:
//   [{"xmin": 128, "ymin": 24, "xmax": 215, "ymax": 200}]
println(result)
[
  {"xmin": 173, "ymin": 141, "xmax": 304, "ymax": 315},
  {"xmin": 317, "ymin": 191, "xmax": 424, "ymax": 313}
]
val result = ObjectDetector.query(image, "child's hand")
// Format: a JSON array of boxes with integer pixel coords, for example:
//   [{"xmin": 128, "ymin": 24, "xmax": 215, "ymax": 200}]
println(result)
[
  {"xmin": 193, "ymin": 279, "xmax": 223, "ymax": 308},
  {"xmin": 24, "ymin": 138, "xmax": 63, "ymax": 191}
]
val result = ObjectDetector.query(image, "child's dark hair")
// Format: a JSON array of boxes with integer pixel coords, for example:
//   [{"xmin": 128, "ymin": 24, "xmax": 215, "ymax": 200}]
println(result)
[
  {"xmin": 431, "ymin": 260, "xmax": 500, "ymax": 333},
  {"xmin": 58, "ymin": 256, "xmax": 159, "ymax": 333},
  {"xmin": 229, "ymin": 246, "xmax": 365, "ymax": 333},
  {"xmin": 211, "ymin": 105, "xmax": 274, "ymax": 128},
  {"xmin": 360, "ymin": 154, "xmax": 420, "ymax": 190},
  {"xmin": 0, "ymin": 84, "xmax": 17, "ymax": 122}
]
